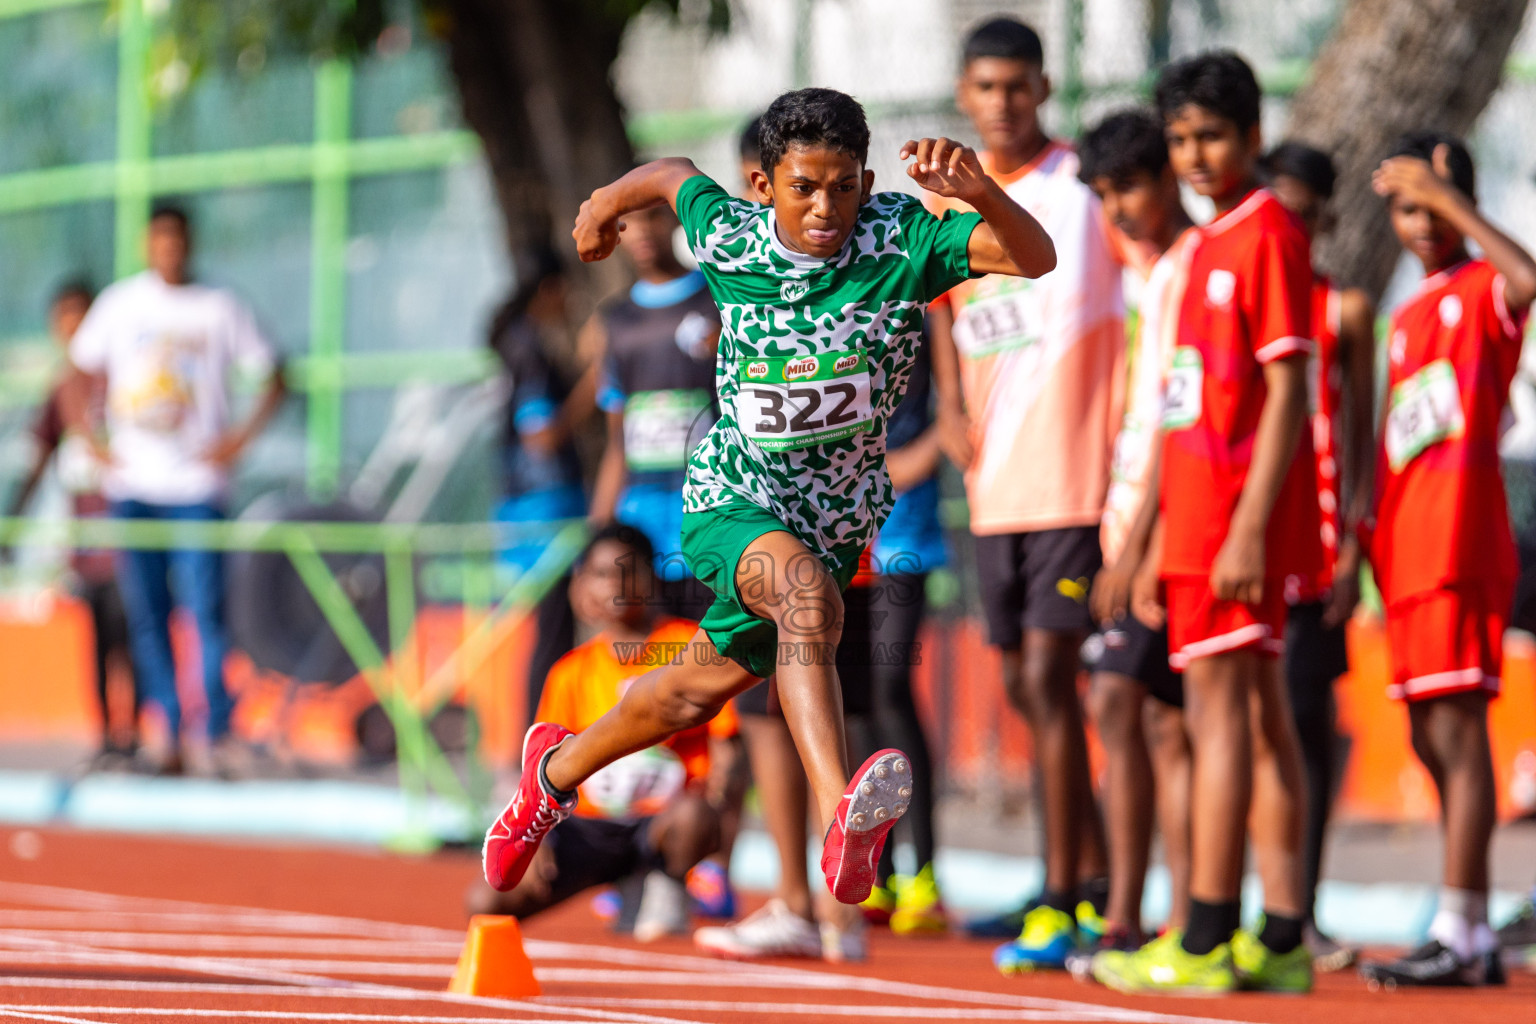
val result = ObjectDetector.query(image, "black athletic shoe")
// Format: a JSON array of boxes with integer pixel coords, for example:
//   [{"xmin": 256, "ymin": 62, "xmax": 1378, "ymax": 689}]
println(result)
[
  {"xmin": 964, "ymin": 895, "xmax": 1041, "ymax": 939},
  {"xmin": 1496, "ymin": 898, "xmax": 1536, "ymax": 950},
  {"xmin": 1359, "ymin": 940, "xmax": 1505, "ymax": 989},
  {"xmin": 1065, "ymin": 924, "xmax": 1143, "ymax": 983}
]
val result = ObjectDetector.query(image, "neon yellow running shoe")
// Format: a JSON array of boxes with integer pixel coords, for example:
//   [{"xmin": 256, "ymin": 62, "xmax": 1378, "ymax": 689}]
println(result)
[
  {"xmin": 1091, "ymin": 930, "xmax": 1237, "ymax": 995},
  {"xmin": 1232, "ymin": 927, "xmax": 1313, "ymax": 993},
  {"xmin": 1075, "ymin": 900, "xmax": 1107, "ymax": 945},
  {"xmin": 889, "ymin": 863, "xmax": 947, "ymax": 936},
  {"xmin": 994, "ymin": 905, "xmax": 1079, "ymax": 973},
  {"xmin": 859, "ymin": 881, "xmax": 895, "ymax": 926}
]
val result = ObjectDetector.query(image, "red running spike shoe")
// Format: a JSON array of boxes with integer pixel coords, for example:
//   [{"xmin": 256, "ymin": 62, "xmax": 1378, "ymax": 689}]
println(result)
[
  {"xmin": 821, "ymin": 749, "xmax": 912, "ymax": 904},
  {"xmin": 482, "ymin": 722, "xmax": 576, "ymax": 891}
]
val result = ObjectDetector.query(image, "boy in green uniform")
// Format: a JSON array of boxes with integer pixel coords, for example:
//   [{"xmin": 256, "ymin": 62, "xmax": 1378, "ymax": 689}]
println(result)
[{"xmin": 483, "ymin": 87, "xmax": 1055, "ymax": 904}]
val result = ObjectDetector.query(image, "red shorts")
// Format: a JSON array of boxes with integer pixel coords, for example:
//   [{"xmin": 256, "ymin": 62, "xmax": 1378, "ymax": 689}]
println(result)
[
  {"xmin": 1384, "ymin": 585, "xmax": 1508, "ymax": 702},
  {"xmin": 1164, "ymin": 576, "xmax": 1287, "ymax": 670}
]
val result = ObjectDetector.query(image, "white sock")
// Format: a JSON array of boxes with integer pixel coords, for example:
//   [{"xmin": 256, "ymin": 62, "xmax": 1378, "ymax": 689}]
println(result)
[
  {"xmin": 1428, "ymin": 887, "xmax": 1487, "ymax": 959},
  {"xmin": 1471, "ymin": 922, "xmax": 1499, "ymax": 957}
]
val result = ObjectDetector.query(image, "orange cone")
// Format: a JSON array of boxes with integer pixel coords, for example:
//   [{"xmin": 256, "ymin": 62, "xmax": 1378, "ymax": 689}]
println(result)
[{"xmin": 447, "ymin": 914, "xmax": 540, "ymax": 998}]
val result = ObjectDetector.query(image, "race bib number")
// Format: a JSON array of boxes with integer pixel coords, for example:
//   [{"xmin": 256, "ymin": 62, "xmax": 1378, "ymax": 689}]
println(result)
[
  {"xmin": 1160, "ymin": 347, "xmax": 1203, "ymax": 430},
  {"xmin": 737, "ymin": 350, "xmax": 873, "ymax": 451},
  {"xmin": 623, "ymin": 389, "xmax": 712, "ymax": 472},
  {"xmin": 955, "ymin": 279, "xmax": 1039, "ymax": 358},
  {"xmin": 580, "ymin": 745, "xmax": 687, "ymax": 819},
  {"xmin": 1385, "ymin": 358, "xmax": 1464, "ymax": 471}
]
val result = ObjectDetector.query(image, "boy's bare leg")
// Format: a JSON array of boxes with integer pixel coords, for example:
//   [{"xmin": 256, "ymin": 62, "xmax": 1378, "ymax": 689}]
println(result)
[
  {"xmin": 1181, "ymin": 651, "xmax": 1253, "ymax": 909},
  {"xmin": 740, "ymin": 712, "xmax": 813, "ymax": 920},
  {"xmin": 1088, "ymin": 672, "xmax": 1153, "ymax": 932},
  {"xmin": 545, "ymin": 631, "xmax": 757, "ymax": 790},
  {"xmin": 736, "ymin": 530, "xmax": 849, "ymax": 831},
  {"xmin": 1144, "ymin": 698, "xmax": 1192, "ymax": 931},
  {"xmin": 1247, "ymin": 656, "xmax": 1307, "ymax": 919},
  {"xmin": 1004, "ymin": 630, "xmax": 1107, "ymax": 902},
  {"xmin": 1411, "ymin": 693, "xmax": 1495, "ymax": 895}
]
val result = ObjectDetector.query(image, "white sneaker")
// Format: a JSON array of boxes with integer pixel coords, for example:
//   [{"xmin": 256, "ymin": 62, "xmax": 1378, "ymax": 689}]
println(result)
[
  {"xmin": 820, "ymin": 918, "xmax": 867, "ymax": 963},
  {"xmin": 694, "ymin": 898, "xmax": 821, "ymax": 959},
  {"xmin": 632, "ymin": 871, "xmax": 690, "ymax": 942}
]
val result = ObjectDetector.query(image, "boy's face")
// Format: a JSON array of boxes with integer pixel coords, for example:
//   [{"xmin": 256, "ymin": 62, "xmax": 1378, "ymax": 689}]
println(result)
[
  {"xmin": 1269, "ymin": 174, "xmax": 1332, "ymax": 242},
  {"xmin": 1387, "ymin": 192, "xmax": 1463, "ymax": 271},
  {"xmin": 956, "ymin": 57, "xmax": 1049, "ymax": 157},
  {"xmin": 571, "ymin": 539, "xmax": 653, "ymax": 631},
  {"xmin": 618, "ymin": 204, "xmax": 678, "ymax": 276},
  {"xmin": 146, "ymin": 217, "xmax": 190, "ymax": 283},
  {"xmin": 751, "ymin": 144, "xmax": 873, "ymax": 259},
  {"xmin": 49, "ymin": 294, "xmax": 89, "ymax": 345},
  {"xmin": 1164, "ymin": 104, "xmax": 1261, "ymax": 204},
  {"xmin": 1088, "ymin": 168, "xmax": 1176, "ymax": 244}
]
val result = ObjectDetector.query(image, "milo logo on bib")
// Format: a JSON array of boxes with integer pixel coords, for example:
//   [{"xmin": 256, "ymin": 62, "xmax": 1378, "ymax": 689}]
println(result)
[
  {"xmin": 784, "ymin": 357, "xmax": 819, "ymax": 380},
  {"xmin": 737, "ymin": 348, "xmax": 874, "ymax": 451}
]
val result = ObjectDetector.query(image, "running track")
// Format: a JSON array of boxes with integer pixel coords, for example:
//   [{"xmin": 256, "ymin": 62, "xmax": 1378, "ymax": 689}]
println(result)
[{"xmin": 0, "ymin": 828, "xmax": 1527, "ymax": 1024}]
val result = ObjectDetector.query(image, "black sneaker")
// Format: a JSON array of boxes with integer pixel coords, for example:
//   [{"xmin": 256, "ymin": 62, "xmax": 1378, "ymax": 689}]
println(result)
[
  {"xmin": 1495, "ymin": 898, "xmax": 1536, "ymax": 951},
  {"xmin": 964, "ymin": 895, "xmax": 1041, "ymax": 939},
  {"xmin": 1359, "ymin": 940, "xmax": 1504, "ymax": 989}
]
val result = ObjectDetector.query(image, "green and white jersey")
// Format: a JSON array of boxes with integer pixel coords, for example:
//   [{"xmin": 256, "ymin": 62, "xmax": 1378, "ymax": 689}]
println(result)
[{"xmin": 676, "ymin": 174, "xmax": 982, "ymax": 558}]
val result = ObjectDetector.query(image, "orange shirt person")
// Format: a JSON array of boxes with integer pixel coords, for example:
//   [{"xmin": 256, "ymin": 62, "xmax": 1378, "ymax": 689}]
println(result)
[
  {"xmin": 1358, "ymin": 133, "xmax": 1536, "ymax": 990},
  {"xmin": 469, "ymin": 523, "xmax": 735, "ymax": 942}
]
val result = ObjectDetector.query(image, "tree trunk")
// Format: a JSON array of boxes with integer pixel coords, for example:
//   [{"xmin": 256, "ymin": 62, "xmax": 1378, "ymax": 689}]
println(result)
[
  {"xmin": 1286, "ymin": 0, "xmax": 1532, "ymax": 299},
  {"xmin": 439, "ymin": 0, "xmax": 635, "ymax": 298}
]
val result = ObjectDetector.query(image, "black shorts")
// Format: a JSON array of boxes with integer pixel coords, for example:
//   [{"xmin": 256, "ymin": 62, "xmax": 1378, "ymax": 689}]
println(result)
[
  {"xmin": 541, "ymin": 815, "xmax": 658, "ymax": 906},
  {"xmin": 1284, "ymin": 600, "xmax": 1349, "ymax": 718},
  {"xmin": 734, "ymin": 574, "xmax": 927, "ymax": 718},
  {"xmin": 1083, "ymin": 615, "xmax": 1184, "ymax": 708},
  {"xmin": 975, "ymin": 526, "xmax": 1102, "ymax": 646}
]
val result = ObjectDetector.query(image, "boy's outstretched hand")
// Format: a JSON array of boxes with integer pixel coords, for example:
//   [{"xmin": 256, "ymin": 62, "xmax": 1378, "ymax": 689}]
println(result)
[
  {"xmin": 573, "ymin": 198, "xmax": 624, "ymax": 263},
  {"xmin": 902, "ymin": 138, "xmax": 990, "ymax": 203}
]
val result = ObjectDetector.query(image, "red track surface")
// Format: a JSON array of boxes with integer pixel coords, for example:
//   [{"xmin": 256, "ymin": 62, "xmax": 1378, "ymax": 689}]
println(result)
[{"xmin": 0, "ymin": 826, "xmax": 1528, "ymax": 1024}]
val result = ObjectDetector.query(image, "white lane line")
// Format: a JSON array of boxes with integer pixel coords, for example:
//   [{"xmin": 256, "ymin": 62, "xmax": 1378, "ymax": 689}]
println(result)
[
  {"xmin": 0, "ymin": 881, "xmax": 1249, "ymax": 1024},
  {"xmin": 0, "ymin": 953, "xmax": 451, "ymax": 979},
  {"xmin": 0, "ymin": 1011, "xmax": 109, "ymax": 1024},
  {"xmin": 0, "ymin": 1008, "xmax": 568, "ymax": 1024},
  {"xmin": 546, "ymin": 997, "xmax": 1194, "ymax": 1022},
  {"xmin": 0, "ymin": 932, "xmax": 461, "ymax": 957},
  {"xmin": 0, "ymin": 883, "xmax": 454, "ymax": 942}
]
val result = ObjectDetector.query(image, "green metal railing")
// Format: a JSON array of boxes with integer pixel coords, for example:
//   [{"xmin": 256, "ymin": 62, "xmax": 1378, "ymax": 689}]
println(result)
[
  {"xmin": 0, "ymin": 513, "xmax": 586, "ymax": 848},
  {"xmin": 0, "ymin": 0, "xmax": 482, "ymax": 500}
]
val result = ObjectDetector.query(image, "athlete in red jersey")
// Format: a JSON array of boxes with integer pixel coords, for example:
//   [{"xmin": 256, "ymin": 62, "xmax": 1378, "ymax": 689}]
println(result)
[
  {"xmin": 1358, "ymin": 134, "xmax": 1536, "ymax": 989},
  {"xmin": 1263, "ymin": 142, "xmax": 1377, "ymax": 971},
  {"xmin": 1096, "ymin": 52, "xmax": 1318, "ymax": 995}
]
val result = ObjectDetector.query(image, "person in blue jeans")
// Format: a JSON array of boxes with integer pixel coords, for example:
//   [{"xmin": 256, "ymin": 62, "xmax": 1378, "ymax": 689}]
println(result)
[{"xmin": 64, "ymin": 205, "xmax": 286, "ymax": 776}]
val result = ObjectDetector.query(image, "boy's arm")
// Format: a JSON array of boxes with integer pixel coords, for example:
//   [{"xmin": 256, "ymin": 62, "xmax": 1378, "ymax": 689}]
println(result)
[
  {"xmin": 1211, "ymin": 355, "xmax": 1309, "ymax": 605},
  {"xmin": 927, "ymin": 303, "xmax": 974, "ymax": 469},
  {"xmin": 901, "ymin": 138, "xmax": 1056, "ymax": 279},
  {"xmin": 574, "ymin": 159, "xmax": 704, "ymax": 263},
  {"xmin": 886, "ymin": 424, "xmax": 943, "ymax": 492},
  {"xmin": 1374, "ymin": 146, "xmax": 1536, "ymax": 312},
  {"xmin": 1324, "ymin": 287, "xmax": 1378, "ymax": 627},
  {"xmin": 1092, "ymin": 440, "xmax": 1163, "ymax": 626},
  {"xmin": 589, "ymin": 411, "xmax": 628, "ymax": 526}
]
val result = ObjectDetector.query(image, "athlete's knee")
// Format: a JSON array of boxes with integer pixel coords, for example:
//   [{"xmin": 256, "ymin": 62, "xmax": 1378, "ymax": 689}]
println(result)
[
  {"xmin": 1088, "ymin": 679, "xmax": 1140, "ymax": 746},
  {"xmin": 655, "ymin": 678, "xmax": 728, "ymax": 732},
  {"xmin": 658, "ymin": 793, "xmax": 721, "ymax": 863},
  {"xmin": 775, "ymin": 565, "xmax": 844, "ymax": 643}
]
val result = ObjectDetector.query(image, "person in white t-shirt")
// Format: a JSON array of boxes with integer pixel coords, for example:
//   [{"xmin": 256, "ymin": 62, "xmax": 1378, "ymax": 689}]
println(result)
[{"xmin": 65, "ymin": 205, "xmax": 286, "ymax": 775}]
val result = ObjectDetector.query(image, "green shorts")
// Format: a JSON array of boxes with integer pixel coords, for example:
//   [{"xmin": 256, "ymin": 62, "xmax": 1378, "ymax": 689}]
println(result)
[{"xmin": 680, "ymin": 499, "xmax": 861, "ymax": 679}]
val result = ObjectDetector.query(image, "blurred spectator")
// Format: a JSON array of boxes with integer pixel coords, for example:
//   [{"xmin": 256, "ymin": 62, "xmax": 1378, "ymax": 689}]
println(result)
[
  {"xmin": 64, "ymin": 204, "xmax": 286, "ymax": 776},
  {"xmin": 8, "ymin": 280, "xmax": 139, "ymax": 769},
  {"xmin": 486, "ymin": 247, "xmax": 589, "ymax": 725},
  {"xmin": 467, "ymin": 522, "xmax": 733, "ymax": 940}
]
